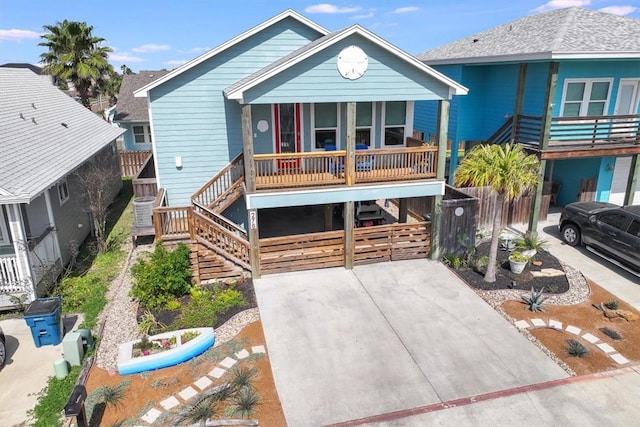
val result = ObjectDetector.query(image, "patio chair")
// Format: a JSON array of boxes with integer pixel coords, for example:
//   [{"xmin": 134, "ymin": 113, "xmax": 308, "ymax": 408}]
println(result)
[
  {"xmin": 355, "ymin": 144, "xmax": 374, "ymax": 171},
  {"xmin": 325, "ymin": 144, "xmax": 344, "ymax": 174}
]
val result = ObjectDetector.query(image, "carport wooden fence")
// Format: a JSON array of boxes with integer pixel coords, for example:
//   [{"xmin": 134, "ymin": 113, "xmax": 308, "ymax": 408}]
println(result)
[
  {"xmin": 260, "ymin": 231, "xmax": 345, "ymax": 274},
  {"xmin": 354, "ymin": 222, "xmax": 431, "ymax": 265}
]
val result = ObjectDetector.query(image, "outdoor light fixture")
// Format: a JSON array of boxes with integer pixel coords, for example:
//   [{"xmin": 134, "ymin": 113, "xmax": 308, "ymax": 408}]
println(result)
[{"xmin": 175, "ymin": 156, "xmax": 182, "ymax": 168}]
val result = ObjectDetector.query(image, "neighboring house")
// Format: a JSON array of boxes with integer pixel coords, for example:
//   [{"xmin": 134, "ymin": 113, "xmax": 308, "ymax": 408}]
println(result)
[
  {"xmin": 134, "ymin": 9, "xmax": 468, "ymax": 279},
  {"xmin": 414, "ymin": 7, "xmax": 640, "ymax": 229},
  {"xmin": 0, "ymin": 68, "xmax": 124, "ymax": 307},
  {"xmin": 114, "ymin": 70, "xmax": 169, "ymax": 151}
]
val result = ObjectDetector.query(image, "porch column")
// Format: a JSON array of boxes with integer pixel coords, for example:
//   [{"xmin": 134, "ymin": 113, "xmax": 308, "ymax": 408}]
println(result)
[
  {"xmin": 431, "ymin": 99, "xmax": 449, "ymax": 260},
  {"xmin": 44, "ymin": 189, "xmax": 62, "ymax": 265},
  {"xmin": 624, "ymin": 154, "xmax": 639, "ymax": 205},
  {"xmin": 344, "ymin": 201, "xmax": 354, "ymax": 269},
  {"xmin": 324, "ymin": 204, "xmax": 333, "ymax": 231},
  {"xmin": 511, "ymin": 63, "xmax": 527, "ymax": 143},
  {"xmin": 345, "ymin": 102, "xmax": 356, "ymax": 186},
  {"xmin": 398, "ymin": 199, "xmax": 408, "ymax": 223},
  {"xmin": 8, "ymin": 204, "xmax": 35, "ymax": 300},
  {"xmin": 241, "ymin": 104, "xmax": 256, "ymax": 193},
  {"xmin": 528, "ymin": 62, "xmax": 558, "ymax": 233},
  {"xmin": 248, "ymin": 209, "xmax": 261, "ymax": 278}
]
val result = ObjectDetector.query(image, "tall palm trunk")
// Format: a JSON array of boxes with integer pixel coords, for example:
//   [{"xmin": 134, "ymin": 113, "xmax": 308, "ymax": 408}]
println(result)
[{"xmin": 484, "ymin": 193, "xmax": 504, "ymax": 282}]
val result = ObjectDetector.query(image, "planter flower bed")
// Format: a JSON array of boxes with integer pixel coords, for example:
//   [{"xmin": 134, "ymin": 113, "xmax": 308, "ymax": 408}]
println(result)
[{"xmin": 117, "ymin": 327, "xmax": 214, "ymax": 375}]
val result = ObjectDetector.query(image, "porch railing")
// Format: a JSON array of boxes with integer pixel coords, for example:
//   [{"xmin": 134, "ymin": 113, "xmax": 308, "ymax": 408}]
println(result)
[
  {"xmin": 153, "ymin": 206, "xmax": 191, "ymax": 241},
  {"xmin": 0, "ymin": 255, "xmax": 20, "ymax": 290},
  {"xmin": 253, "ymin": 146, "xmax": 438, "ymax": 190},
  {"xmin": 192, "ymin": 154, "xmax": 244, "ymax": 210}
]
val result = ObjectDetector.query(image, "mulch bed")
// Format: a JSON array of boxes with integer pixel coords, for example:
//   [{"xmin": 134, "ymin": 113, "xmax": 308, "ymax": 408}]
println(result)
[{"xmin": 453, "ymin": 241, "xmax": 570, "ymax": 294}]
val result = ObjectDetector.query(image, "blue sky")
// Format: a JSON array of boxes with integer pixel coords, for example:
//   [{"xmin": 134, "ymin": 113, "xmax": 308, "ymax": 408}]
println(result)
[{"xmin": 1, "ymin": 0, "xmax": 639, "ymax": 72}]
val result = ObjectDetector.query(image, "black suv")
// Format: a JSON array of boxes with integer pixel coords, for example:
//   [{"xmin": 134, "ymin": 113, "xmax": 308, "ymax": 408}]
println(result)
[{"xmin": 559, "ymin": 201, "xmax": 640, "ymax": 272}]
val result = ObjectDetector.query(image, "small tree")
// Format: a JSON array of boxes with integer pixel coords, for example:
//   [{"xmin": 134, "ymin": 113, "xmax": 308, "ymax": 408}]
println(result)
[
  {"xmin": 455, "ymin": 144, "xmax": 540, "ymax": 282},
  {"xmin": 75, "ymin": 154, "xmax": 121, "ymax": 253}
]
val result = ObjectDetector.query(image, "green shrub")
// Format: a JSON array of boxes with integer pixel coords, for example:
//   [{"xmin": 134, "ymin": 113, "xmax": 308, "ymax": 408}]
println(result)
[
  {"xmin": 130, "ymin": 243, "xmax": 192, "ymax": 310},
  {"xmin": 172, "ymin": 286, "xmax": 246, "ymax": 329},
  {"xmin": 566, "ymin": 339, "xmax": 588, "ymax": 357},
  {"xmin": 30, "ymin": 365, "xmax": 81, "ymax": 426},
  {"xmin": 137, "ymin": 310, "xmax": 166, "ymax": 335},
  {"xmin": 165, "ymin": 299, "xmax": 182, "ymax": 311},
  {"xmin": 515, "ymin": 232, "xmax": 548, "ymax": 252},
  {"xmin": 604, "ymin": 299, "xmax": 619, "ymax": 310}
]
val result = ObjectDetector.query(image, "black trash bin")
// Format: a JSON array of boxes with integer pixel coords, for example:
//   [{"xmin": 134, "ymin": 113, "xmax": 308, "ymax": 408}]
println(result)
[{"xmin": 24, "ymin": 297, "xmax": 63, "ymax": 347}]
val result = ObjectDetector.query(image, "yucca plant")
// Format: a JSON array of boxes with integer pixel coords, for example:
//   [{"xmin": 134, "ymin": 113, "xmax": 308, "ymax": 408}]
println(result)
[
  {"xmin": 515, "ymin": 231, "xmax": 548, "ymax": 252},
  {"xmin": 521, "ymin": 286, "xmax": 549, "ymax": 312},
  {"xmin": 604, "ymin": 299, "xmax": 619, "ymax": 310},
  {"xmin": 98, "ymin": 382, "xmax": 128, "ymax": 410},
  {"xmin": 177, "ymin": 395, "xmax": 221, "ymax": 427},
  {"xmin": 231, "ymin": 366, "xmax": 258, "ymax": 392},
  {"xmin": 566, "ymin": 339, "xmax": 588, "ymax": 357},
  {"xmin": 231, "ymin": 387, "xmax": 260, "ymax": 418}
]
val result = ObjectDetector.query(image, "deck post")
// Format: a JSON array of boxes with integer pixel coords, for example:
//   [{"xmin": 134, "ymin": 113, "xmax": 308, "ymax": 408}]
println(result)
[
  {"xmin": 398, "ymin": 198, "xmax": 408, "ymax": 223},
  {"xmin": 248, "ymin": 209, "xmax": 261, "ymax": 278},
  {"xmin": 242, "ymin": 105, "xmax": 256, "ymax": 193},
  {"xmin": 345, "ymin": 102, "xmax": 356, "ymax": 186},
  {"xmin": 528, "ymin": 62, "xmax": 558, "ymax": 233},
  {"xmin": 511, "ymin": 63, "xmax": 527, "ymax": 143},
  {"xmin": 344, "ymin": 201, "xmax": 354, "ymax": 269},
  {"xmin": 431, "ymin": 99, "xmax": 449, "ymax": 260},
  {"xmin": 624, "ymin": 154, "xmax": 639, "ymax": 205},
  {"xmin": 324, "ymin": 204, "xmax": 333, "ymax": 231}
]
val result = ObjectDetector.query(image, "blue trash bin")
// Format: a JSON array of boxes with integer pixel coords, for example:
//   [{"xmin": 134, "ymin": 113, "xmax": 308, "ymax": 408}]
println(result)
[{"xmin": 24, "ymin": 297, "xmax": 63, "ymax": 347}]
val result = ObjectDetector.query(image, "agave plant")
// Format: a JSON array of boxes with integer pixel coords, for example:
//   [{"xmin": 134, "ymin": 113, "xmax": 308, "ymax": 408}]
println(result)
[
  {"xmin": 566, "ymin": 339, "xmax": 588, "ymax": 357},
  {"xmin": 522, "ymin": 286, "xmax": 549, "ymax": 312}
]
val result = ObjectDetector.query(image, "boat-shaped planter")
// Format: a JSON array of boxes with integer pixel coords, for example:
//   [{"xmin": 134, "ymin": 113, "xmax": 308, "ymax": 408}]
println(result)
[{"xmin": 117, "ymin": 327, "xmax": 214, "ymax": 375}]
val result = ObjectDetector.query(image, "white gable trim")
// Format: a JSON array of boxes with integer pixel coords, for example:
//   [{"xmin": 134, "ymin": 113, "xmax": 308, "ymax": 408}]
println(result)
[
  {"xmin": 225, "ymin": 25, "xmax": 468, "ymax": 102},
  {"xmin": 133, "ymin": 10, "xmax": 328, "ymax": 98}
]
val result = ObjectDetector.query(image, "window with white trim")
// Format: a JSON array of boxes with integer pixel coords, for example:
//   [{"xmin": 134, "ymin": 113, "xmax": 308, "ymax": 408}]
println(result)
[
  {"xmin": 0, "ymin": 207, "xmax": 9, "ymax": 246},
  {"xmin": 312, "ymin": 103, "xmax": 339, "ymax": 150},
  {"xmin": 132, "ymin": 125, "xmax": 153, "ymax": 144},
  {"xmin": 57, "ymin": 179, "xmax": 69, "ymax": 205},
  {"xmin": 561, "ymin": 79, "xmax": 612, "ymax": 117},
  {"xmin": 383, "ymin": 101, "xmax": 407, "ymax": 146},
  {"xmin": 356, "ymin": 102, "xmax": 373, "ymax": 147}
]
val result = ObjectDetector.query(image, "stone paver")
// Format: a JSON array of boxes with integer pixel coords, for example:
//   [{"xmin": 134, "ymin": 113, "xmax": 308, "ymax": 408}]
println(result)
[
  {"xmin": 566, "ymin": 325, "xmax": 581, "ymax": 335},
  {"xmin": 611, "ymin": 353, "xmax": 630, "ymax": 364},
  {"xmin": 178, "ymin": 386, "xmax": 198, "ymax": 401},
  {"xmin": 514, "ymin": 320, "xmax": 530, "ymax": 329},
  {"xmin": 194, "ymin": 376, "xmax": 213, "ymax": 391},
  {"xmin": 220, "ymin": 356, "xmax": 237, "ymax": 368},
  {"xmin": 597, "ymin": 343, "xmax": 616, "ymax": 354},
  {"xmin": 235, "ymin": 349, "xmax": 250, "ymax": 359},
  {"xmin": 160, "ymin": 396, "xmax": 180, "ymax": 410},
  {"xmin": 252, "ymin": 345, "xmax": 266, "ymax": 353},
  {"xmin": 548, "ymin": 319, "xmax": 562, "ymax": 329},
  {"xmin": 209, "ymin": 367, "xmax": 226, "ymax": 379},
  {"xmin": 530, "ymin": 318, "xmax": 546, "ymax": 327},
  {"xmin": 141, "ymin": 408, "xmax": 162, "ymax": 424},
  {"xmin": 582, "ymin": 333, "xmax": 599, "ymax": 344}
]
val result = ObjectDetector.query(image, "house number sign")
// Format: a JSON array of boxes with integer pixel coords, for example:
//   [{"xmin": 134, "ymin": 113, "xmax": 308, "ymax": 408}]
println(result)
[{"xmin": 249, "ymin": 211, "xmax": 257, "ymax": 229}]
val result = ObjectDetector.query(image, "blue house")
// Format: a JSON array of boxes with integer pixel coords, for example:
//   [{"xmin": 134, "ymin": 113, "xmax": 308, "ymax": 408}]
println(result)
[
  {"xmin": 134, "ymin": 10, "xmax": 468, "ymax": 278},
  {"xmin": 414, "ymin": 7, "xmax": 640, "ymax": 229}
]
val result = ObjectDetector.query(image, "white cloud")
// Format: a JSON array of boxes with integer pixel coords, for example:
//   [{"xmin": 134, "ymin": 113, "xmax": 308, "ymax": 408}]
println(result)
[
  {"xmin": 166, "ymin": 59, "xmax": 188, "ymax": 66},
  {"xmin": 179, "ymin": 47, "xmax": 210, "ymax": 54},
  {"xmin": 598, "ymin": 5, "xmax": 637, "ymax": 15},
  {"xmin": 351, "ymin": 12, "xmax": 374, "ymax": 19},
  {"xmin": 132, "ymin": 44, "xmax": 171, "ymax": 53},
  {"xmin": 0, "ymin": 29, "xmax": 42, "ymax": 42},
  {"xmin": 533, "ymin": 0, "xmax": 590, "ymax": 13},
  {"xmin": 305, "ymin": 3, "xmax": 361, "ymax": 13},
  {"xmin": 392, "ymin": 6, "xmax": 419, "ymax": 14},
  {"xmin": 109, "ymin": 53, "xmax": 145, "ymax": 63}
]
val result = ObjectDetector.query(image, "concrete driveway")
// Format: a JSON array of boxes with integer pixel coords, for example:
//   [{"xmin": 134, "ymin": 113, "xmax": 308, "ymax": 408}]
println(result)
[{"xmin": 255, "ymin": 260, "xmax": 568, "ymax": 427}]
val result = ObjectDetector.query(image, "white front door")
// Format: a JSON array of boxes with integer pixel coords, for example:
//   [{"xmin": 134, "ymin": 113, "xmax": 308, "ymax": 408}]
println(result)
[{"xmin": 615, "ymin": 79, "xmax": 640, "ymax": 115}]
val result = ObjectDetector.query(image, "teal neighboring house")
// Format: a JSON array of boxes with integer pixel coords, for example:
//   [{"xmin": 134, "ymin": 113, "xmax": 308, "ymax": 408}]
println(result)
[
  {"xmin": 114, "ymin": 70, "xmax": 168, "ymax": 151},
  {"xmin": 134, "ymin": 9, "xmax": 468, "ymax": 278},
  {"xmin": 414, "ymin": 7, "xmax": 640, "ymax": 228}
]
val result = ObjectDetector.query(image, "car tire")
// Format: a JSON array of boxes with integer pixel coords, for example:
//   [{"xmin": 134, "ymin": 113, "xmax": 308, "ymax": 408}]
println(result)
[
  {"xmin": 0, "ymin": 340, "xmax": 5, "ymax": 367},
  {"xmin": 561, "ymin": 223, "xmax": 581, "ymax": 246}
]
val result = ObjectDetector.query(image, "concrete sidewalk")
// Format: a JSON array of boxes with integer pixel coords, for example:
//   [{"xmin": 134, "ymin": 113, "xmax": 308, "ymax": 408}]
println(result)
[{"xmin": 255, "ymin": 260, "xmax": 568, "ymax": 427}]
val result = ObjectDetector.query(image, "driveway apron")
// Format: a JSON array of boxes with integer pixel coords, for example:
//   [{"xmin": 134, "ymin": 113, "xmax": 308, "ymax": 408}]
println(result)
[{"xmin": 254, "ymin": 259, "xmax": 568, "ymax": 426}]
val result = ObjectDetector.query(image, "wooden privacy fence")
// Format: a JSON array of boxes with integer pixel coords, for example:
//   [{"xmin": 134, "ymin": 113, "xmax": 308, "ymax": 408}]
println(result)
[
  {"xmin": 119, "ymin": 150, "xmax": 152, "ymax": 177},
  {"xmin": 353, "ymin": 222, "xmax": 431, "ymax": 265},
  {"xmin": 132, "ymin": 153, "xmax": 157, "ymax": 198},
  {"xmin": 260, "ymin": 230, "xmax": 345, "ymax": 275}
]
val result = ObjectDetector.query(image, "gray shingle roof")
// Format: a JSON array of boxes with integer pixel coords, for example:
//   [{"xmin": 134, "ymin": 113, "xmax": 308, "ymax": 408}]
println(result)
[
  {"xmin": 0, "ymin": 68, "xmax": 125, "ymax": 203},
  {"xmin": 417, "ymin": 7, "xmax": 640, "ymax": 64},
  {"xmin": 114, "ymin": 70, "xmax": 168, "ymax": 122}
]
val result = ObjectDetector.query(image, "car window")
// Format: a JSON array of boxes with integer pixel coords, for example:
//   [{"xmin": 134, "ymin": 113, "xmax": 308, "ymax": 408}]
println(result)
[
  {"xmin": 598, "ymin": 213, "xmax": 628, "ymax": 230},
  {"xmin": 627, "ymin": 220, "xmax": 640, "ymax": 237}
]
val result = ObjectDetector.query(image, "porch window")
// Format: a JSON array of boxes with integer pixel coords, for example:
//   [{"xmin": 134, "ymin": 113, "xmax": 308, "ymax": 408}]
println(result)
[
  {"xmin": 356, "ymin": 102, "xmax": 373, "ymax": 147},
  {"xmin": 561, "ymin": 79, "xmax": 612, "ymax": 117},
  {"xmin": 57, "ymin": 179, "xmax": 69, "ymax": 205},
  {"xmin": 383, "ymin": 101, "xmax": 407, "ymax": 146},
  {"xmin": 132, "ymin": 125, "xmax": 152, "ymax": 144},
  {"xmin": 0, "ymin": 207, "xmax": 9, "ymax": 246},
  {"xmin": 313, "ymin": 103, "xmax": 339, "ymax": 150}
]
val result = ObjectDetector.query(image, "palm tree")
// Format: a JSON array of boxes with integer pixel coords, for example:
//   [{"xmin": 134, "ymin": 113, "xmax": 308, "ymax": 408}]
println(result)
[
  {"xmin": 455, "ymin": 143, "xmax": 540, "ymax": 282},
  {"xmin": 39, "ymin": 20, "xmax": 113, "ymax": 108}
]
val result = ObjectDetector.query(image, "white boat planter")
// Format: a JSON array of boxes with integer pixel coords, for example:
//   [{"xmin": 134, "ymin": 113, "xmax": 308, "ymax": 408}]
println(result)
[{"xmin": 117, "ymin": 327, "xmax": 214, "ymax": 375}]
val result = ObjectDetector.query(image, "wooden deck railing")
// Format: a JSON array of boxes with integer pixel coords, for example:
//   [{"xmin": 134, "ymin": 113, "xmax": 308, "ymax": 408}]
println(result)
[
  {"xmin": 193, "ymin": 202, "xmax": 247, "ymax": 239},
  {"xmin": 153, "ymin": 205, "xmax": 191, "ymax": 241},
  {"xmin": 119, "ymin": 150, "xmax": 152, "ymax": 177},
  {"xmin": 191, "ymin": 210, "xmax": 250, "ymax": 270},
  {"xmin": 514, "ymin": 114, "xmax": 640, "ymax": 146},
  {"xmin": 192, "ymin": 154, "xmax": 244, "ymax": 209},
  {"xmin": 253, "ymin": 146, "xmax": 438, "ymax": 189}
]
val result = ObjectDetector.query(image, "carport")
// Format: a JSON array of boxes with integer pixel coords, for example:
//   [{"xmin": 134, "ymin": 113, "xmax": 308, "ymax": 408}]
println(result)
[{"xmin": 254, "ymin": 259, "xmax": 568, "ymax": 426}]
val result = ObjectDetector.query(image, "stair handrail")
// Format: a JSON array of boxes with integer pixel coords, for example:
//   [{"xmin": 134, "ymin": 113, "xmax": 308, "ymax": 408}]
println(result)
[
  {"xmin": 192, "ymin": 200, "xmax": 248, "ymax": 239},
  {"xmin": 191, "ymin": 209, "xmax": 251, "ymax": 270},
  {"xmin": 192, "ymin": 153, "xmax": 244, "ymax": 208},
  {"xmin": 485, "ymin": 116, "xmax": 514, "ymax": 145}
]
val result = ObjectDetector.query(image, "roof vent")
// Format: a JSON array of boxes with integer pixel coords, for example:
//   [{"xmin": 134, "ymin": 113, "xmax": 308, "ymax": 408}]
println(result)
[
  {"xmin": 473, "ymin": 38, "xmax": 479, "ymax": 43},
  {"xmin": 31, "ymin": 102, "xmax": 36, "ymax": 109},
  {"xmin": 61, "ymin": 122, "xmax": 68, "ymax": 128},
  {"xmin": 19, "ymin": 112, "xmax": 25, "ymax": 119}
]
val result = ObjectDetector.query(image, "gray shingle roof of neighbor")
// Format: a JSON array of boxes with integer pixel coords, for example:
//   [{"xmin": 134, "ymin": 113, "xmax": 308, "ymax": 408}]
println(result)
[
  {"xmin": 113, "ymin": 70, "xmax": 168, "ymax": 122},
  {"xmin": 0, "ymin": 68, "xmax": 125, "ymax": 203},
  {"xmin": 417, "ymin": 7, "xmax": 640, "ymax": 64}
]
